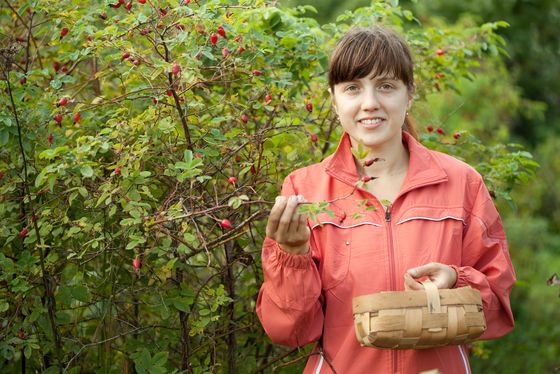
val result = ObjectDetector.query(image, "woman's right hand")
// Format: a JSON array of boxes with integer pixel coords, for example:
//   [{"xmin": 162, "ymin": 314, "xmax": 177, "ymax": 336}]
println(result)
[{"xmin": 265, "ymin": 195, "xmax": 311, "ymax": 255}]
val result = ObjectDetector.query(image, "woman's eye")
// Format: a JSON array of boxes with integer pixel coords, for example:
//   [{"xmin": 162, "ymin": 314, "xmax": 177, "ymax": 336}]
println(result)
[
  {"xmin": 345, "ymin": 85, "xmax": 358, "ymax": 92},
  {"xmin": 379, "ymin": 83, "xmax": 393, "ymax": 90}
]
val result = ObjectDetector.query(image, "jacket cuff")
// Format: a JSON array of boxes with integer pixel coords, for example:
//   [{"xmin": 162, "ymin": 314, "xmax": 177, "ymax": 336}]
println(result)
[
  {"xmin": 263, "ymin": 237, "xmax": 312, "ymax": 269},
  {"xmin": 450, "ymin": 265, "xmax": 468, "ymax": 288}
]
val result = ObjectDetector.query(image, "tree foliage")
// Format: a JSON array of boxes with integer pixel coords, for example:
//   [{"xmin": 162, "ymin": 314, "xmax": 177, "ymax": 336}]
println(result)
[{"xmin": 0, "ymin": 0, "xmax": 537, "ymax": 372}]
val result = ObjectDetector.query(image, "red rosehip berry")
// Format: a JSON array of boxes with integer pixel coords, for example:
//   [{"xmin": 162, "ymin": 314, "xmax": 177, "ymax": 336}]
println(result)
[
  {"xmin": 306, "ymin": 102, "xmax": 313, "ymax": 113},
  {"xmin": 114, "ymin": 167, "xmax": 121, "ymax": 176},
  {"xmin": 110, "ymin": 3, "xmax": 121, "ymax": 8},
  {"xmin": 210, "ymin": 33, "xmax": 218, "ymax": 45},
  {"xmin": 125, "ymin": 1, "xmax": 132, "ymax": 10},
  {"xmin": 48, "ymin": 133, "xmax": 54, "ymax": 145},
  {"xmin": 194, "ymin": 153, "xmax": 202, "ymax": 159},
  {"xmin": 453, "ymin": 132, "xmax": 461, "ymax": 139},
  {"xmin": 18, "ymin": 227, "xmax": 29, "ymax": 239},
  {"xmin": 237, "ymin": 46, "xmax": 245, "ymax": 53},
  {"xmin": 217, "ymin": 26, "xmax": 226, "ymax": 38},
  {"xmin": 140, "ymin": 29, "xmax": 150, "ymax": 35},
  {"xmin": 234, "ymin": 35, "xmax": 242, "ymax": 42},
  {"xmin": 60, "ymin": 27, "xmax": 69, "ymax": 39},
  {"xmin": 73, "ymin": 112, "xmax": 81, "ymax": 123},
  {"xmin": 58, "ymin": 97, "xmax": 69, "ymax": 107},
  {"xmin": 234, "ymin": 155, "xmax": 241, "ymax": 162},
  {"xmin": 54, "ymin": 113, "xmax": 63, "ymax": 124},
  {"xmin": 437, "ymin": 127, "xmax": 445, "ymax": 135},
  {"xmin": 132, "ymin": 59, "xmax": 140, "ymax": 66},
  {"xmin": 252, "ymin": 70, "xmax": 263, "ymax": 76},
  {"xmin": 363, "ymin": 158, "xmax": 383, "ymax": 167},
  {"xmin": 159, "ymin": 8, "xmax": 167, "ymax": 16},
  {"xmin": 132, "ymin": 257, "xmax": 141, "ymax": 270},
  {"xmin": 119, "ymin": 0, "xmax": 125, "ymax": 3},
  {"xmin": 172, "ymin": 63, "xmax": 181, "ymax": 75},
  {"xmin": 240, "ymin": 114, "xmax": 248, "ymax": 123},
  {"xmin": 264, "ymin": 94, "xmax": 272, "ymax": 104},
  {"xmin": 426, "ymin": 125, "xmax": 434, "ymax": 132},
  {"xmin": 435, "ymin": 72, "xmax": 444, "ymax": 79},
  {"xmin": 228, "ymin": 176, "xmax": 237, "ymax": 185},
  {"xmin": 120, "ymin": 52, "xmax": 130, "ymax": 61},
  {"xmin": 53, "ymin": 61, "xmax": 61, "ymax": 72},
  {"xmin": 222, "ymin": 47, "xmax": 229, "ymax": 58},
  {"xmin": 250, "ymin": 165, "xmax": 256, "ymax": 175},
  {"xmin": 166, "ymin": 90, "xmax": 173, "ymax": 97},
  {"xmin": 436, "ymin": 49, "xmax": 445, "ymax": 56},
  {"xmin": 16, "ymin": 36, "xmax": 26, "ymax": 43},
  {"xmin": 310, "ymin": 134, "xmax": 318, "ymax": 143},
  {"xmin": 176, "ymin": 24, "xmax": 185, "ymax": 31},
  {"xmin": 0, "ymin": 171, "xmax": 4, "ymax": 180},
  {"xmin": 18, "ymin": 329, "xmax": 26, "ymax": 340},
  {"xmin": 138, "ymin": 0, "xmax": 146, "ymax": 3},
  {"xmin": 195, "ymin": 52, "xmax": 202, "ymax": 60},
  {"xmin": 220, "ymin": 219, "xmax": 233, "ymax": 229},
  {"xmin": 20, "ymin": 77, "xmax": 27, "ymax": 85}
]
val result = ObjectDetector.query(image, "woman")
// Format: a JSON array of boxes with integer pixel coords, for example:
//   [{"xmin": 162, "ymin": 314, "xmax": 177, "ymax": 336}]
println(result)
[{"xmin": 256, "ymin": 27, "xmax": 515, "ymax": 374}]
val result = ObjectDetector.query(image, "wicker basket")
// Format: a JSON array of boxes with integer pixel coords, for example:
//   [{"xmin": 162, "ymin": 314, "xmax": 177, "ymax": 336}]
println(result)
[{"xmin": 352, "ymin": 281, "xmax": 486, "ymax": 349}]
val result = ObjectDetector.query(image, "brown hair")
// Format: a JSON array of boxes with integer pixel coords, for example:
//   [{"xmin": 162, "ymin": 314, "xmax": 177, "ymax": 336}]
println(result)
[{"xmin": 328, "ymin": 27, "xmax": 418, "ymax": 139}]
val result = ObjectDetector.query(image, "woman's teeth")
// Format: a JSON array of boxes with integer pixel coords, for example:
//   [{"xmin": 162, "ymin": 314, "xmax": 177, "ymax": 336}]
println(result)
[{"xmin": 360, "ymin": 119, "xmax": 382, "ymax": 125}]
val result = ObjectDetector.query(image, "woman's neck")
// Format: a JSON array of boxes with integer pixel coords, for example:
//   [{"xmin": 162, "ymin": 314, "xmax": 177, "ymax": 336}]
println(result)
[{"xmin": 351, "ymin": 135, "xmax": 410, "ymax": 179}]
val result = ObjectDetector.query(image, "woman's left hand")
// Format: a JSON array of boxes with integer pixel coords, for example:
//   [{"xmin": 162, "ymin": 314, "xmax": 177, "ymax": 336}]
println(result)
[{"xmin": 404, "ymin": 262, "xmax": 457, "ymax": 290}]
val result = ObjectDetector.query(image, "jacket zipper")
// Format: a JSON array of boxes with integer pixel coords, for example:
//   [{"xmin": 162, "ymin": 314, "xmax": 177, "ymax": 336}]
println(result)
[{"xmin": 385, "ymin": 204, "xmax": 398, "ymax": 374}]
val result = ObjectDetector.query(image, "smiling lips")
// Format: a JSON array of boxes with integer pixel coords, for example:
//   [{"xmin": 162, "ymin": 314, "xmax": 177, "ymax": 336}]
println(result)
[{"xmin": 358, "ymin": 117, "xmax": 384, "ymax": 129}]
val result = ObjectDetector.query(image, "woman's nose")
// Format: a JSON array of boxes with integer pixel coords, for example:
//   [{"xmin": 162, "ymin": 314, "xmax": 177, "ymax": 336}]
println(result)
[{"xmin": 361, "ymin": 88, "xmax": 379, "ymax": 111}]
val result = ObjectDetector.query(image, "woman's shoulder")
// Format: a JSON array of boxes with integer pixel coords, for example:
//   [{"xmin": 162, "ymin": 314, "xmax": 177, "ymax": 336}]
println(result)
[
  {"xmin": 426, "ymin": 148, "xmax": 484, "ymax": 186},
  {"xmin": 284, "ymin": 157, "xmax": 331, "ymax": 185}
]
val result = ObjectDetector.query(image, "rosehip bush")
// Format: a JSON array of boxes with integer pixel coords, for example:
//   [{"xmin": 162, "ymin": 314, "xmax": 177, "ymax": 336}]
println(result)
[{"xmin": 0, "ymin": 1, "xmax": 536, "ymax": 373}]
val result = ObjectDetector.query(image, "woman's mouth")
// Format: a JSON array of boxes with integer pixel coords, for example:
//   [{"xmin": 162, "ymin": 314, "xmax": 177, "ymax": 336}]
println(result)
[{"xmin": 358, "ymin": 118, "xmax": 384, "ymax": 129}]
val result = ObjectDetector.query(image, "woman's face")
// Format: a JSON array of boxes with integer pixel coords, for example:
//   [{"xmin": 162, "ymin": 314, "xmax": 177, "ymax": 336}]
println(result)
[{"xmin": 332, "ymin": 72, "xmax": 412, "ymax": 151}]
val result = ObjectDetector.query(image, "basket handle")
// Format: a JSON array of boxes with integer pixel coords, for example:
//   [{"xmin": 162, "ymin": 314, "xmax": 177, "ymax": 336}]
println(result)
[{"xmin": 421, "ymin": 279, "xmax": 441, "ymax": 313}]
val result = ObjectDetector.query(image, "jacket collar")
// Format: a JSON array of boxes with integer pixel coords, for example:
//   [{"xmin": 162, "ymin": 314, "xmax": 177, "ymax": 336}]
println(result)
[{"xmin": 324, "ymin": 131, "xmax": 448, "ymax": 191}]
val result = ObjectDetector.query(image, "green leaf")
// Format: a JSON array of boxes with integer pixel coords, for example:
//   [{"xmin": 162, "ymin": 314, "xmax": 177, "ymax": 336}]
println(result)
[
  {"xmin": 70, "ymin": 285, "xmax": 90, "ymax": 303},
  {"xmin": 35, "ymin": 169, "xmax": 49, "ymax": 188},
  {"xmin": 0, "ymin": 301, "xmax": 9, "ymax": 312},
  {"xmin": 80, "ymin": 165, "xmax": 94, "ymax": 178},
  {"xmin": 151, "ymin": 351, "xmax": 168, "ymax": 367},
  {"xmin": 0, "ymin": 129, "xmax": 8, "ymax": 146}
]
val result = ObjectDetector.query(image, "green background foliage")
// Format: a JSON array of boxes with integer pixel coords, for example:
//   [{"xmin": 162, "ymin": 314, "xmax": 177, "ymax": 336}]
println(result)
[{"xmin": 0, "ymin": 0, "xmax": 556, "ymax": 373}]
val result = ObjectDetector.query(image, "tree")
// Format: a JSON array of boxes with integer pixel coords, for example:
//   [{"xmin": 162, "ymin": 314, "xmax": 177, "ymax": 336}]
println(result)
[{"xmin": 0, "ymin": 0, "xmax": 536, "ymax": 372}]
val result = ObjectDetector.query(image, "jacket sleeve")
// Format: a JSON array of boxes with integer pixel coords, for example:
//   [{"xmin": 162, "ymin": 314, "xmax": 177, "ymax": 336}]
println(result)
[
  {"xmin": 256, "ymin": 175, "xmax": 324, "ymax": 347},
  {"xmin": 453, "ymin": 176, "xmax": 516, "ymax": 339}
]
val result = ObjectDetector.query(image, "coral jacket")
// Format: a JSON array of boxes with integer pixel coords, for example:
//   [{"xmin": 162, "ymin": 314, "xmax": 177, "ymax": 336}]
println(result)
[{"xmin": 256, "ymin": 132, "xmax": 515, "ymax": 374}]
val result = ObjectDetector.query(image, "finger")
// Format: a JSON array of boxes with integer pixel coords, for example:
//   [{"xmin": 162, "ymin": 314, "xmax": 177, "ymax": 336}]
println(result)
[
  {"xmin": 407, "ymin": 262, "xmax": 439, "ymax": 279},
  {"xmin": 294, "ymin": 195, "xmax": 308, "ymax": 232},
  {"xmin": 295, "ymin": 212, "xmax": 308, "ymax": 234},
  {"xmin": 404, "ymin": 273, "xmax": 423, "ymax": 290},
  {"xmin": 265, "ymin": 196, "xmax": 287, "ymax": 237},
  {"xmin": 276, "ymin": 195, "xmax": 301, "ymax": 237}
]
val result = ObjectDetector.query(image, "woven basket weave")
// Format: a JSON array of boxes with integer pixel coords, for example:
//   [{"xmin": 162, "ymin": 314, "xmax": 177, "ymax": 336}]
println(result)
[{"xmin": 352, "ymin": 281, "xmax": 486, "ymax": 349}]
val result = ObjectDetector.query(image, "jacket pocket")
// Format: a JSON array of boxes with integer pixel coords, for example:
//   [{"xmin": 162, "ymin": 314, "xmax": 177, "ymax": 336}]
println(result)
[
  {"xmin": 394, "ymin": 206, "xmax": 465, "ymax": 264},
  {"xmin": 310, "ymin": 209, "xmax": 353, "ymax": 290}
]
